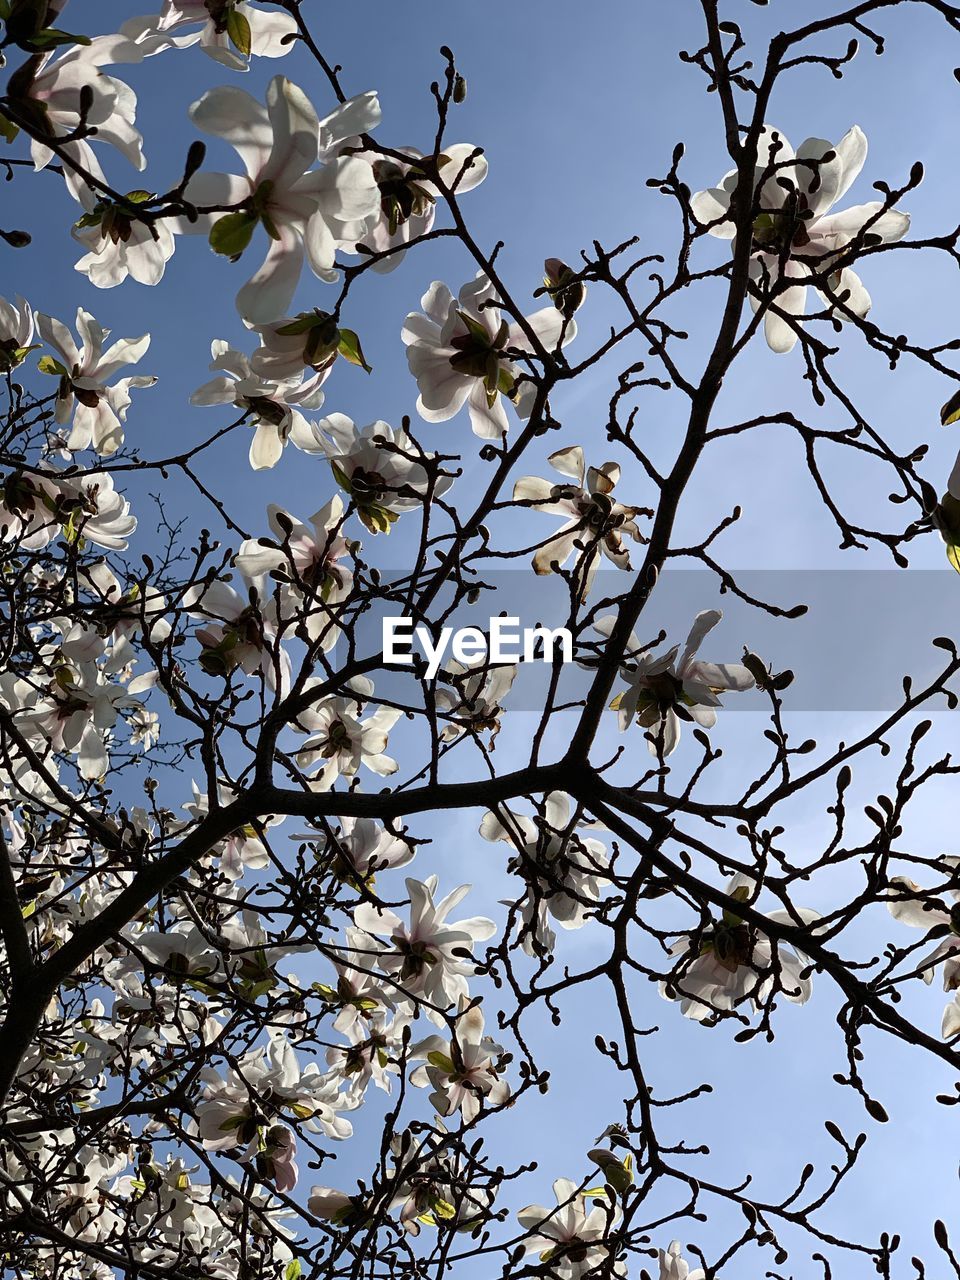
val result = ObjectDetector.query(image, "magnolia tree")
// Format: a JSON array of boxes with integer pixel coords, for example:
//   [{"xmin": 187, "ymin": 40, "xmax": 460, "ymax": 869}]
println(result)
[{"xmin": 3, "ymin": 2, "xmax": 960, "ymax": 1278}]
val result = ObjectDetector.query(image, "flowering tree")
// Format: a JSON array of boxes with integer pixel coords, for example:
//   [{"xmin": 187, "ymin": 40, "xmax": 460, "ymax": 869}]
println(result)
[{"xmin": 1, "ymin": 2, "xmax": 960, "ymax": 1279}]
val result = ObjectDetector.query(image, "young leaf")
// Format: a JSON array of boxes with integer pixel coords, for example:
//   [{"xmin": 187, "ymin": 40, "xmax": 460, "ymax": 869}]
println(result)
[
  {"xmin": 227, "ymin": 8, "xmax": 252, "ymax": 56},
  {"xmin": 338, "ymin": 328, "xmax": 372, "ymax": 373},
  {"xmin": 209, "ymin": 211, "xmax": 258, "ymax": 261}
]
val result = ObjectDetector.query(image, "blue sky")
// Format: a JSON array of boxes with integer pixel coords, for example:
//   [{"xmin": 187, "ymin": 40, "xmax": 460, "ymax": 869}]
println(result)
[{"xmin": 7, "ymin": 2, "xmax": 960, "ymax": 1273}]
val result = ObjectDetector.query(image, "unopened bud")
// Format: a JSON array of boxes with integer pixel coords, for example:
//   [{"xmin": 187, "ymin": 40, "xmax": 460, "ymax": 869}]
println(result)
[{"xmin": 543, "ymin": 257, "xmax": 586, "ymax": 318}]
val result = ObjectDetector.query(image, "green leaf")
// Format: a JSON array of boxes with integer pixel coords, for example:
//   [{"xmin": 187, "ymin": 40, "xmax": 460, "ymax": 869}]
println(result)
[
  {"xmin": 26, "ymin": 27, "xmax": 92, "ymax": 50},
  {"xmin": 0, "ymin": 1, "xmax": 12, "ymax": 20},
  {"xmin": 123, "ymin": 189, "xmax": 154, "ymax": 205},
  {"xmin": 0, "ymin": 113, "xmax": 19, "ymax": 145},
  {"xmin": 277, "ymin": 312, "xmax": 323, "ymax": 336},
  {"xmin": 947, "ymin": 541, "xmax": 960, "ymax": 575},
  {"xmin": 209, "ymin": 211, "xmax": 258, "ymax": 261},
  {"xmin": 427, "ymin": 1051, "xmax": 456, "ymax": 1073},
  {"xmin": 337, "ymin": 328, "xmax": 372, "ymax": 373},
  {"xmin": 227, "ymin": 8, "xmax": 252, "ymax": 56},
  {"xmin": 37, "ymin": 355, "xmax": 67, "ymax": 377},
  {"xmin": 942, "ymin": 387, "xmax": 960, "ymax": 427}
]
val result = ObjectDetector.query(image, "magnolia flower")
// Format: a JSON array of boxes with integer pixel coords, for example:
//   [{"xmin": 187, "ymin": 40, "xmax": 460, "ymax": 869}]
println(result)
[
  {"xmin": 886, "ymin": 862, "xmax": 960, "ymax": 1037},
  {"xmin": 123, "ymin": 2, "xmax": 298, "ymax": 72},
  {"xmin": 435, "ymin": 661, "xmax": 517, "ymax": 743},
  {"xmin": 190, "ymin": 339, "xmax": 328, "ymax": 469},
  {"xmin": 480, "ymin": 793, "xmax": 609, "ymax": 954},
  {"xmin": 658, "ymin": 1241, "xmax": 705, "ymax": 1280},
  {"xmin": 134, "ymin": 925, "xmax": 222, "ymax": 979},
  {"xmin": 37, "ymin": 308, "xmax": 155, "ymax": 455},
  {"xmin": 601, "ymin": 609, "xmax": 754, "ymax": 757},
  {"xmin": 691, "ymin": 125, "xmax": 911, "ymax": 353},
  {"xmin": 294, "ymin": 676, "xmax": 400, "ymax": 789},
  {"xmin": 353, "ymin": 875, "xmax": 495, "ymax": 1021},
  {"xmin": 181, "ymin": 780, "xmax": 282, "ymax": 881},
  {"xmin": 410, "ymin": 997, "xmax": 509, "ymax": 1122},
  {"xmin": 514, "ymin": 446, "xmax": 646, "ymax": 597},
  {"xmin": 322, "ymin": 928, "xmax": 395, "ymax": 1034},
  {"xmin": 234, "ymin": 496, "xmax": 353, "ymax": 648},
  {"xmin": 0, "ymin": 295, "xmax": 37, "ymax": 373},
  {"xmin": 308, "ymin": 1186, "xmax": 369, "ymax": 1226},
  {"xmin": 296, "ymin": 816, "xmax": 415, "ymax": 888},
  {"xmin": 72, "ymin": 174, "xmax": 177, "ymax": 289},
  {"xmin": 23, "ymin": 35, "xmax": 146, "ymax": 198},
  {"xmin": 326, "ymin": 1007, "xmax": 407, "ymax": 1099},
  {"xmin": 347, "ymin": 143, "xmax": 488, "ymax": 270},
  {"xmin": 517, "ymin": 1179, "xmax": 624, "ymax": 1280},
  {"xmin": 197, "ymin": 1033, "xmax": 354, "ymax": 1155},
  {"xmin": 183, "ymin": 77, "xmax": 381, "ymax": 322},
  {"xmin": 313, "ymin": 413, "xmax": 454, "ymax": 533},
  {"xmin": 387, "ymin": 1129, "xmax": 496, "ymax": 1235},
  {"xmin": 52, "ymin": 469, "xmax": 139, "ymax": 551},
  {"xmin": 248, "ymin": 310, "xmax": 350, "ymax": 380},
  {"xmin": 183, "ymin": 578, "xmax": 289, "ymax": 687},
  {"xmin": 0, "ymin": 470, "xmax": 58, "ymax": 551},
  {"xmin": 402, "ymin": 273, "xmax": 576, "ymax": 438},
  {"xmin": 661, "ymin": 874, "xmax": 818, "ymax": 1022},
  {"xmin": 18, "ymin": 660, "xmax": 156, "ymax": 781}
]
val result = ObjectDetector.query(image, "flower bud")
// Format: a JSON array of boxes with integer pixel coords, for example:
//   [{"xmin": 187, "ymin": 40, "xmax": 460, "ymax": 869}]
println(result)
[{"xmin": 543, "ymin": 258, "xmax": 586, "ymax": 318}]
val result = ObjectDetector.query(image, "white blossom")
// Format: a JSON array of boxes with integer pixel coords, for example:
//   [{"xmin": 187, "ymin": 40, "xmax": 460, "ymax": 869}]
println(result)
[
  {"xmin": 190, "ymin": 338, "xmax": 328, "ymax": 468},
  {"xmin": 123, "ymin": 2, "xmax": 298, "ymax": 72},
  {"xmin": 514, "ymin": 445, "xmax": 646, "ymax": 597},
  {"xmin": 36, "ymin": 308, "xmax": 155, "ymax": 455},
  {"xmin": 517, "ymin": 1178, "xmax": 624, "ymax": 1280},
  {"xmin": 182, "ymin": 76, "xmax": 381, "ymax": 322},
  {"xmin": 661, "ymin": 874, "xmax": 818, "ymax": 1021},
  {"xmin": 313, "ymin": 413, "xmax": 454, "ymax": 532},
  {"xmin": 410, "ymin": 997, "xmax": 510, "ymax": 1121},
  {"xmin": 402, "ymin": 273, "xmax": 576, "ymax": 438},
  {"xmin": 293, "ymin": 676, "xmax": 401, "ymax": 789},
  {"xmin": 352, "ymin": 875, "xmax": 495, "ymax": 1022},
  {"xmin": 601, "ymin": 609, "xmax": 754, "ymax": 757},
  {"xmin": 691, "ymin": 125, "xmax": 910, "ymax": 353}
]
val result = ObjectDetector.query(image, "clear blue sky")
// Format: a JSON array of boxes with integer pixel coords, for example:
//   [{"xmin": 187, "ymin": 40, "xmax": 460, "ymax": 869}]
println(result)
[{"xmin": 7, "ymin": 2, "xmax": 960, "ymax": 1272}]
